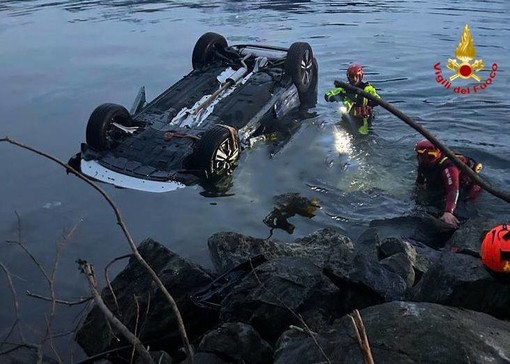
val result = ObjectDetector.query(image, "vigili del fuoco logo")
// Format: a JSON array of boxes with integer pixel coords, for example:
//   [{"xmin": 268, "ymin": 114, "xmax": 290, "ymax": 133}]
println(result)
[{"xmin": 433, "ymin": 24, "xmax": 498, "ymax": 94}]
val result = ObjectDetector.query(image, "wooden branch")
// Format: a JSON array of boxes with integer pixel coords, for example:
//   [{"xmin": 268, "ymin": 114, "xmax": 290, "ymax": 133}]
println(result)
[
  {"xmin": 334, "ymin": 81, "xmax": 510, "ymax": 204},
  {"xmin": 349, "ymin": 309, "xmax": 374, "ymax": 364},
  {"xmin": 104, "ymin": 254, "xmax": 132, "ymax": 316},
  {"xmin": 26, "ymin": 291, "xmax": 92, "ymax": 306},
  {"xmin": 1, "ymin": 137, "xmax": 194, "ymax": 362},
  {"xmin": 77, "ymin": 260, "xmax": 155, "ymax": 364},
  {"xmin": 0, "ymin": 263, "xmax": 25, "ymax": 343}
]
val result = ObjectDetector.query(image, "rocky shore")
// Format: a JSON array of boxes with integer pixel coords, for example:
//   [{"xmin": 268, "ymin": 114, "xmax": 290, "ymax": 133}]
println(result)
[{"xmin": 75, "ymin": 215, "xmax": 510, "ymax": 363}]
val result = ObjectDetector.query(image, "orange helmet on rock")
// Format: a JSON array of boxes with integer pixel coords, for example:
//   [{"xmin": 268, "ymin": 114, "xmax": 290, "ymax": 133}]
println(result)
[
  {"xmin": 347, "ymin": 64, "xmax": 363, "ymax": 84},
  {"xmin": 480, "ymin": 224, "xmax": 510, "ymax": 273},
  {"xmin": 415, "ymin": 139, "xmax": 442, "ymax": 165}
]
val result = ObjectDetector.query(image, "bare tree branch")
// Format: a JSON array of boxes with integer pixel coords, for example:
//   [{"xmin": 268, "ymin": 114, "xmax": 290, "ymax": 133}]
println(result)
[
  {"xmin": 104, "ymin": 254, "xmax": 132, "ymax": 316},
  {"xmin": 131, "ymin": 295, "xmax": 141, "ymax": 364},
  {"xmin": 0, "ymin": 263, "xmax": 26, "ymax": 344},
  {"xmin": 77, "ymin": 260, "xmax": 155, "ymax": 364},
  {"xmin": 26, "ymin": 291, "xmax": 92, "ymax": 306},
  {"xmin": 1, "ymin": 137, "xmax": 194, "ymax": 362},
  {"xmin": 7, "ymin": 212, "xmax": 51, "ymax": 283},
  {"xmin": 349, "ymin": 309, "xmax": 374, "ymax": 364}
]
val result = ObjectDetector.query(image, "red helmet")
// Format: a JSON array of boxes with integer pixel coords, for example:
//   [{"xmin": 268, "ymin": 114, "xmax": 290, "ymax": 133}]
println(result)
[
  {"xmin": 415, "ymin": 139, "xmax": 441, "ymax": 164},
  {"xmin": 481, "ymin": 224, "xmax": 510, "ymax": 273},
  {"xmin": 347, "ymin": 64, "xmax": 363, "ymax": 84}
]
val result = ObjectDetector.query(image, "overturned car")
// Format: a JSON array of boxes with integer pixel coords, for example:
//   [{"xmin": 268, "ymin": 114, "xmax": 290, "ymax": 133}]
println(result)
[{"xmin": 78, "ymin": 32, "xmax": 318, "ymax": 192}]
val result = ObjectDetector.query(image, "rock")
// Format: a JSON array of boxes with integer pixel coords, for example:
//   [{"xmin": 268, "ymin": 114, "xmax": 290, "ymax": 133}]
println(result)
[
  {"xmin": 409, "ymin": 252, "xmax": 510, "ymax": 318},
  {"xmin": 208, "ymin": 232, "xmax": 288, "ymax": 274},
  {"xmin": 370, "ymin": 214, "xmax": 456, "ymax": 248},
  {"xmin": 208, "ymin": 228, "xmax": 354, "ymax": 274},
  {"xmin": 380, "ymin": 252, "xmax": 415, "ymax": 288},
  {"xmin": 76, "ymin": 239, "xmax": 217, "ymax": 358},
  {"xmin": 220, "ymin": 256, "xmax": 325, "ymax": 343},
  {"xmin": 186, "ymin": 352, "xmax": 230, "ymax": 364},
  {"xmin": 445, "ymin": 217, "xmax": 501, "ymax": 256},
  {"xmin": 378, "ymin": 237, "xmax": 417, "ymax": 260},
  {"xmin": 135, "ymin": 351, "xmax": 172, "ymax": 364},
  {"xmin": 274, "ymin": 301, "xmax": 510, "ymax": 364},
  {"xmin": 378, "ymin": 238, "xmax": 417, "ymax": 287},
  {"xmin": 324, "ymin": 252, "xmax": 407, "ymax": 302},
  {"xmin": 198, "ymin": 322, "xmax": 273, "ymax": 364}
]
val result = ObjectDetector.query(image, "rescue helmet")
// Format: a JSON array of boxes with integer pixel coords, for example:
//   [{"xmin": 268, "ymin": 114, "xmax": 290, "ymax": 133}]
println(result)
[
  {"xmin": 480, "ymin": 224, "xmax": 510, "ymax": 273},
  {"xmin": 415, "ymin": 139, "xmax": 442, "ymax": 165},
  {"xmin": 346, "ymin": 64, "xmax": 363, "ymax": 84}
]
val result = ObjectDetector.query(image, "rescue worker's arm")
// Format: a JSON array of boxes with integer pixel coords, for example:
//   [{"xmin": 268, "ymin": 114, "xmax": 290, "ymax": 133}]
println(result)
[
  {"xmin": 440, "ymin": 166, "xmax": 461, "ymax": 227},
  {"xmin": 416, "ymin": 166, "xmax": 426, "ymax": 188},
  {"xmin": 364, "ymin": 84, "xmax": 380, "ymax": 107},
  {"xmin": 324, "ymin": 87, "xmax": 346, "ymax": 103}
]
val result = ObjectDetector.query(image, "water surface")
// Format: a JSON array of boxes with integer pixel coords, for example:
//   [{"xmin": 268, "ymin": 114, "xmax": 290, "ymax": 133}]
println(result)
[{"xmin": 0, "ymin": 0, "xmax": 508, "ymax": 360}]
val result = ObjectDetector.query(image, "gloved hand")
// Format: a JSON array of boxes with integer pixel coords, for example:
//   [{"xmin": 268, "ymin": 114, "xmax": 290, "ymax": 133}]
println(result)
[{"xmin": 334, "ymin": 80, "xmax": 342, "ymax": 88}]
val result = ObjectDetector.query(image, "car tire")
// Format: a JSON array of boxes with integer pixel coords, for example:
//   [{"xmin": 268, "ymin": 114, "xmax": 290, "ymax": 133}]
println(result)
[
  {"xmin": 194, "ymin": 125, "xmax": 240, "ymax": 179},
  {"xmin": 285, "ymin": 42, "xmax": 314, "ymax": 93},
  {"xmin": 299, "ymin": 57, "xmax": 319, "ymax": 107},
  {"xmin": 86, "ymin": 103, "xmax": 132, "ymax": 151},
  {"xmin": 192, "ymin": 32, "xmax": 228, "ymax": 70}
]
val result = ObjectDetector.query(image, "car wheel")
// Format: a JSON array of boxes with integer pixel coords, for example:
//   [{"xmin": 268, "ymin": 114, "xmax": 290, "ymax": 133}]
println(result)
[
  {"xmin": 86, "ymin": 103, "xmax": 132, "ymax": 151},
  {"xmin": 192, "ymin": 32, "xmax": 228, "ymax": 70},
  {"xmin": 285, "ymin": 42, "xmax": 314, "ymax": 93},
  {"xmin": 194, "ymin": 125, "xmax": 240, "ymax": 179}
]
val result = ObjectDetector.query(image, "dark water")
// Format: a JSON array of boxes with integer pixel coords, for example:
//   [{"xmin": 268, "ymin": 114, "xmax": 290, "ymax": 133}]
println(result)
[{"xmin": 1, "ymin": 0, "xmax": 509, "ymax": 360}]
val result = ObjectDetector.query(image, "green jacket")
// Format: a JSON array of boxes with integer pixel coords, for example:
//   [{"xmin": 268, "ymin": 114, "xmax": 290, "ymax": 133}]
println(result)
[{"xmin": 325, "ymin": 81, "xmax": 380, "ymax": 117}]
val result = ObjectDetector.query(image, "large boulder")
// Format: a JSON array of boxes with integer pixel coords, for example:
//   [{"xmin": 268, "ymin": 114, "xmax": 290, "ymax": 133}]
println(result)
[
  {"xmin": 210, "ymin": 228, "xmax": 407, "ymax": 326},
  {"xmin": 76, "ymin": 239, "xmax": 216, "ymax": 358},
  {"xmin": 409, "ymin": 251, "xmax": 510, "ymax": 318},
  {"xmin": 219, "ymin": 256, "xmax": 326, "ymax": 343},
  {"xmin": 197, "ymin": 322, "xmax": 273, "ymax": 364},
  {"xmin": 274, "ymin": 301, "xmax": 510, "ymax": 364},
  {"xmin": 208, "ymin": 228, "xmax": 354, "ymax": 274},
  {"xmin": 369, "ymin": 214, "xmax": 456, "ymax": 248},
  {"xmin": 324, "ymin": 252, "xmax": 407, "ymax": 303}
]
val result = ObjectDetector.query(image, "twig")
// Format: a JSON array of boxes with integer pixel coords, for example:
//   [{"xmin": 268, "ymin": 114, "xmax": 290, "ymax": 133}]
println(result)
[
  {"xmin": 45, "ymin": 221, "xmax": 81, "ymax": 364},
  {"xmin": 0, "ymin": 263, "xmax": 26, "ymax": 343},
  {"xmin": 104, "ymin": 254, "xmax": 132, "ymax": 315},
  {"xmin": 131, "ymin": 295, "xmax": 141, "ymax": 364},
  {"xmin": 77, "ymin": 260, "xmax": 155, "ymax": 364},
  {"xmin": 26, "ymin": 291, "xmax": 92, "ymax": 306},
  {"xmin": 1, "ymin": 137, "xmax": 194, "ymax": 362},
  {"xmin": 0, "ymin": 343, "xmax": 39, "ymax": 356},
  {"xmin": 335, "ymin": 81, "xmax": 510, "ymax": 204},
  {"xmin": 249, "ymin": 260, "xmax": 331, "ymax": 364},
  {"xmin": 7, "ymin": 212, "xmax": 51, "ymax": 283},
  {"xmin": 348, "ymin": 309, "xmax": 374, "ymax": 364}
]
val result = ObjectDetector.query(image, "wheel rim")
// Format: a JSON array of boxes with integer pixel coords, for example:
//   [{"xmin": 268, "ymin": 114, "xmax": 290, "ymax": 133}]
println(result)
[
  {"xmin": 212, "ymin": 137, "xmax": 239, "ymax": 174},
  {"xmin": 299, "ymin": 49, "xmax": 313, "ymax": 87},
  {"xmin": 105, "ymin": 116, "xmax": 128, "ymax": 148}
]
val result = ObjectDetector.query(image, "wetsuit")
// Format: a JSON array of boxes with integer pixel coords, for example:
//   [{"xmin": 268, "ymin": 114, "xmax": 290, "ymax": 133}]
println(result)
[
  {"xmin": 416, "ymin": 154, "xmax": 482, "ymax": 214},
  {"xmin": 325, "ymin": 81, "xmax": 380, "ymax": 117},
  {"xmin": 324, "ymin": 81, "xmax": 380, "ymax": 133}
]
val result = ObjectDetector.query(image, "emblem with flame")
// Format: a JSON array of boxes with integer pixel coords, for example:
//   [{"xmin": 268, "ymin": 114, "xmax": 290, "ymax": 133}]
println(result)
[{"xmin": 447, "ymin": 24, "xmax": 484, "ymax": 81}]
